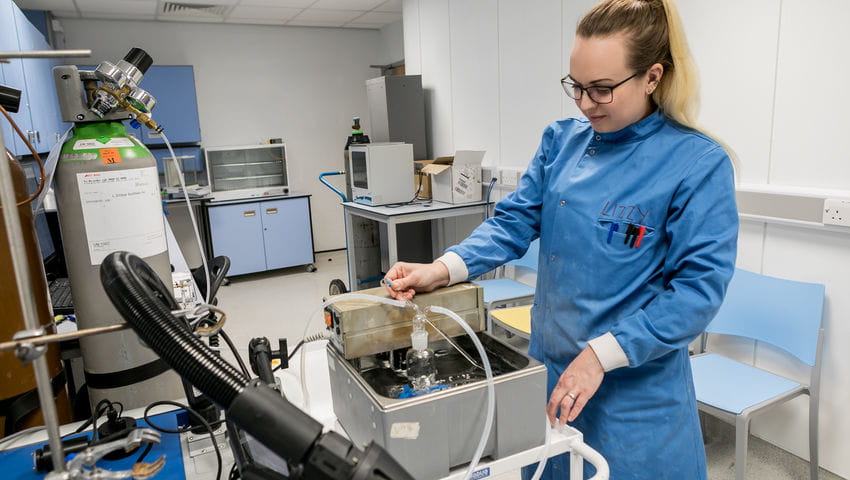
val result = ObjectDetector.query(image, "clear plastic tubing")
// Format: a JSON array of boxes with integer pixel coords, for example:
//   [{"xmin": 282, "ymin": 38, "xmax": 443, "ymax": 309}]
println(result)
[
  {"xmin": 428, "ymin": 305, "xmax": 494, "ymax": 480},
  {"xmin": 530, "ymin": 416, "xmax": 552, "ymax": 480},
  {"xmin": 298, "ymin": 295, "xmax": 496, "ymax": 480},
  {"xmin": 162, "ymin": 131, "xmax": 210, "ymax": 305}
]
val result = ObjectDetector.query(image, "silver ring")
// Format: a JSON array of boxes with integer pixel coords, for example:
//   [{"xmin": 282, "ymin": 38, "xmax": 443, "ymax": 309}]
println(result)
[{"xmin": 567, "ymin": 392, "xmax": 577, "ymax": 400}]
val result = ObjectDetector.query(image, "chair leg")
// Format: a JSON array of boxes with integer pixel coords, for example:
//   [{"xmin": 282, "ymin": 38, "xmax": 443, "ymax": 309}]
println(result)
[
  {"xmin": 810, "ymin": 394, "xmax": 819, "ymax": 480},
  {"xmin": 735, "ymin": 415, "xmax": 750, "ymax": 480}
]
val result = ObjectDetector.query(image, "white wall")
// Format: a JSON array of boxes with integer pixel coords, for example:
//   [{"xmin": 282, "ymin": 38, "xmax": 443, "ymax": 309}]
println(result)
[
  {"xmin": 379, "ymin": 20, "xmax": 404, "ymax": 65},
  {"xmin": 404, "ymin": 0, "xmax": 850, "ymax": 477},
  {"xmin": 59, "ymin": 19, "xmax": 387, "ymax": 252}
]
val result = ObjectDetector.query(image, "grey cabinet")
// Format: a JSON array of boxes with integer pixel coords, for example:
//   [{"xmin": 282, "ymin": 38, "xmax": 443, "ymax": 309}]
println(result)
[{"xmin": 207, "ymin": 195, "xmax": 314, "ymax": 277}]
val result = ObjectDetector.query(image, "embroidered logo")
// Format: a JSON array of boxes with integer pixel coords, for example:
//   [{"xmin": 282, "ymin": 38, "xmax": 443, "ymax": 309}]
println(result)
[{"xmin": 599, "ymin": 201, "xmax": 649, "ymax": 223}]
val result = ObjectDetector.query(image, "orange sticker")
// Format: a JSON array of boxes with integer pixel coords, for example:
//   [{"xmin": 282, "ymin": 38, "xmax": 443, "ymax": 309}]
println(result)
[{"xmin": 100, "ymin": 148, "xmax": 122, "ymax": 164}]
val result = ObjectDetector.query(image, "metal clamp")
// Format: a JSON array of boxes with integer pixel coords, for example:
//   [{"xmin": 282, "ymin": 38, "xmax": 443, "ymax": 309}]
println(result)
[
  {"xmin": 46, "ymin": 428, "xmax": 165, "ymax": 480},
  {"xmin": 12, "ymin": 328, "xmax": 47, "ymax": 363}
]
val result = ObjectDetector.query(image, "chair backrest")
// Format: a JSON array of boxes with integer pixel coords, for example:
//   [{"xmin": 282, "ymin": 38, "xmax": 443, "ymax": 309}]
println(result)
[
  {"xmin": 191, "ymin": 255, "xmax": 231, "ymax": 303},
  {"xmin": 706, "ymin": 268, "xmax": 825, "ymax": 366},
  {"xmin": 507, "ymin": 238, "xmax": 540, "ymax": 271}
]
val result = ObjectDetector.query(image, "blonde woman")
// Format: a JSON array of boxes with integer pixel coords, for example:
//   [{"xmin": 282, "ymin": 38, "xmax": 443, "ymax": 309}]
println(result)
[{"xmin": 386, "ymin": 0, "xmax": 737, "ymax": 477}]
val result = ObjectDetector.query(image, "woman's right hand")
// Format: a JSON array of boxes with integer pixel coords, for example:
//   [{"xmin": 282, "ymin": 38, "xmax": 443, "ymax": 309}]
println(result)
[{"xmin": 384, "ymin": 261, "xmax": 450, "ymax": 300}]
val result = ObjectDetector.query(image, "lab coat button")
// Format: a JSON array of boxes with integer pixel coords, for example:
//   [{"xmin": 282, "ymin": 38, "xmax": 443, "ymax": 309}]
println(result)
[
  {"xmin": 588, "ymin": 149, "xmax": 596, "ymax": 156},
  {"xmin": 559, "ymin": 200, "xmax": 566, "ymax": 206},
  {"xmin": 595, "ymin": 135, "xmax": 601, "ymax": 141},
  {"xmin": 549, "ymin": 255, "xmax": 556, "ymax": 261}
]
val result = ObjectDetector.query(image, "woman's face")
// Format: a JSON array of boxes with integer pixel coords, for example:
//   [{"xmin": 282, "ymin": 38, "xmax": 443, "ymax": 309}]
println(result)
[{"xmin": 569, "ymin": 34, "xmax": 660, "ymax": 133}]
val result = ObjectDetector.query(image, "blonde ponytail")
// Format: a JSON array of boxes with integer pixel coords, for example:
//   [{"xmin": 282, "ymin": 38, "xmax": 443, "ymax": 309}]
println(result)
[
  {"xmin": 653, "ymin": 0, "xmax": 699, "ymax": 129},
  {"xmin": 578, "ymin": 0, "xmax": 739, "ymax": 174}
]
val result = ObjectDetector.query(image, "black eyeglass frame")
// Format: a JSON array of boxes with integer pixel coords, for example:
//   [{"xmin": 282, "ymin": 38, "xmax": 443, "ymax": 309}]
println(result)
[{"xmin": 561, "ymin": 72, "xmax": 639, "ymax": 104}]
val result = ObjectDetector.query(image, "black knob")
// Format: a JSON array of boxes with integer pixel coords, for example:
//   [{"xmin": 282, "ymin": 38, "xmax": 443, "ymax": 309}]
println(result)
[{"xmin": 123, "ymin": 47, "xmax": 153, "ymax": 74}]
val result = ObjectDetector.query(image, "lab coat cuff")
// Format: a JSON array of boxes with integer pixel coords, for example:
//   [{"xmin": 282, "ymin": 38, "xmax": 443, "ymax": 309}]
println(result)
[
  {"xmin": 435, "ymin": 252, "xmax": 468, "ymax": 286},
  {"xmin": 588, "ymin": 332, "xmax": 629, "ymax": 372}
]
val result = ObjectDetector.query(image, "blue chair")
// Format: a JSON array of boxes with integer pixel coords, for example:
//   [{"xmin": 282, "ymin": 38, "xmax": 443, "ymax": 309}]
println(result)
[
  {"xmin": 473, "ymin": 239, "xmax": 539, "ymax": 331},
  {"xmin": 691, "ymin": 268, "xmax": 825, "ymax": 480}
]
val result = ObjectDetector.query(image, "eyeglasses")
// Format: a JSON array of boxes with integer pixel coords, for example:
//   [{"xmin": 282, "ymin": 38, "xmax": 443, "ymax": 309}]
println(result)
[{"xmin": 560, "ymin": 73, "xmax": 638, "ymax": 104}]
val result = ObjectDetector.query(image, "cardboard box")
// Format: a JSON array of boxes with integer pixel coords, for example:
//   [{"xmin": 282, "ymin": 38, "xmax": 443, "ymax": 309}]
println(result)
[
  {"xmin": 420, "ymin": 151, "xmax": 485, "ymax": 204},
  {"xmin": 413, "ymin": 159, "xmax": 434, "ymax": 199}
]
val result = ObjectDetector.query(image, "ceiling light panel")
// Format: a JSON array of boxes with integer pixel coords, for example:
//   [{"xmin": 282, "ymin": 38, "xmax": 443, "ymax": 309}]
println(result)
[
  {"xmin": 293, "ymin": 8, "xmax": 364, "ymax": 22},
  {"xmin": 286, "ymin": 20, "xmax": 345, "ymax": 27},
  {"xmin": 229, "ymin": 5, "xmax": 302, "ymax": 20},
  {"xmin": 83, "ymin": 11, "xmax": 157, "ymax": 20},
  {"xmin": 238, "ymin": 0, "xmax": 315, "ymax": 6},
  {"xmin": 311, "ymin": 0, "xmax": 384, "ymax": 10},
  {"xmin": 75, "ymin": 0, "xmax": 156, "ymax": 15},
  {"xmin": 14, "ymin": 0, "xmax": 76, "ymax": 9},
  {"xmin": 167, "ymin": 0, "xmax": 240, "ymax": 5}
]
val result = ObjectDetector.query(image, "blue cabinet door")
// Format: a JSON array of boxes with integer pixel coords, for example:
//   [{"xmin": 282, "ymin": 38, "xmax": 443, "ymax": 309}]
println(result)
[
  {"xmin": 261, "ymin": 197, "xmax": 314, "ymax": 270},
  {"xmin": 208, "ymin": 202, "xmax": 267, "ymax": 276},
  {"xmin": 0, "ymin": 1, "xmax": 13, "ymax": 151},
  {"xmin": 13, "ymin": 5, "xmax": 61, "ymax": 154},
  {"xmin": 0, "ymin": 1, "xmax": 33, "ymax": 156},
  {"xmin": 136, "ymin": 66, "xmax": 201, "ymax": 145}
]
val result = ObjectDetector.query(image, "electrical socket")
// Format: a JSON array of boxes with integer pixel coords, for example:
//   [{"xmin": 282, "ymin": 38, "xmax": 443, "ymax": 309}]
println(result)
[
  {"xmin": 499, "ymin": 167, "xmax": 524, "ymax": 186},
  {"xmin": 822, "ymin": 198, "xmax": 850, "ymax": 227},
  {"xmin": 481, "ymin": 166, "xmax": 499, "ymax": 184}
]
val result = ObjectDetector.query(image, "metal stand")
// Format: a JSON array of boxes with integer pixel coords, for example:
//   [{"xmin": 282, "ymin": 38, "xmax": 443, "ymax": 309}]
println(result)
[
  {"xmin": 0, "ymin": 48, "xmax": 91, "ymax": 476},
  {"xmin": 0, "ymin": 125, "xmax": 66, "ymax": 474}
]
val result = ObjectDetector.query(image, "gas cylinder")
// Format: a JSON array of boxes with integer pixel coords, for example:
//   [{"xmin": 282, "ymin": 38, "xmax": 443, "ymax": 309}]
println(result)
[{"xmin": 54, "ymin": 121, "xmax": 182, "ymax": 409}]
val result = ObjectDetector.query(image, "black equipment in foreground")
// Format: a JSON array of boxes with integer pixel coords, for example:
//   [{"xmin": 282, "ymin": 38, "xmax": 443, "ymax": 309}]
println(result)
[{"xmin": 99, "ymin": 251, "xmax": 414, "ymax": 480}]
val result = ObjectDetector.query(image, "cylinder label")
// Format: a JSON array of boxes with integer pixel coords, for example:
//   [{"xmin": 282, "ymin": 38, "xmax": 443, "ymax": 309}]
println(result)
[
  {"xmin": 76, "ymin": 166, "xmax": 166, "ymax": 264},
  {"xmin": 73, "ymin": 137, "xmax": 134, "ymax": 150},
  {"xmin": 100, "ymin": 148, "xmax": 122, "ymax": 164}
]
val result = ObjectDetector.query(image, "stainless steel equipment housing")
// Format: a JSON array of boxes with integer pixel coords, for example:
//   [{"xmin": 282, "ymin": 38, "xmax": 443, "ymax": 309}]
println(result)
[
  {"xmin": 327, "ymin": 335, "xmax": 546, "ymax": 479},
  {"xmin": 325, "ymin": 284, "xmax": 546, "ymax": 479}
]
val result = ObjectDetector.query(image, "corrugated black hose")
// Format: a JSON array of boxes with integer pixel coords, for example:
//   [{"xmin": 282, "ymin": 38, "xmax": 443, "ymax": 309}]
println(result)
[
  {"xmin": 99, "ymin": 251, "xmax": 415, "ymax": 480},
  {"xmin": 99, "ymin": 251, "xmax": 247, "ymax": 407}
]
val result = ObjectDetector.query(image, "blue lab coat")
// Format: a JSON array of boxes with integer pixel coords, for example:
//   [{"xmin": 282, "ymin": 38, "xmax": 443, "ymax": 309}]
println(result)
[{"xmin": 447, "ymin": 109, "xmax": 738, "ymax": 479}]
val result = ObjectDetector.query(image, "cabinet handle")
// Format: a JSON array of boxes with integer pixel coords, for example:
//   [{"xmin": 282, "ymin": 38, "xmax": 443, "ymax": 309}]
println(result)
[
  {"xmin": 243, "ymin": 210, "xmax": 256, "ymax": 217},
  {"xmin": 266, "ymin": 208, "xmax": 278, "ymax": 215},
  {"xmin": 36, "ymin": 130, "xmax": 41, "ymax": 143}
]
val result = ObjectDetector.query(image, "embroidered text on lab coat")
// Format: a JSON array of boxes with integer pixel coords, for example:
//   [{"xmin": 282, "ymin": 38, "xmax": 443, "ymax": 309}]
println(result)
[{"xmin": 599, "ymin": 201, "xmax": 650, "ymax": 223}]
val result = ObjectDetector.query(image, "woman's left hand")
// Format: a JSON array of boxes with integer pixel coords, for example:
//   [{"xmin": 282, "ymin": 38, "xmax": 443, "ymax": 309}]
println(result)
[{"xmin": 547, "ymin": 346, "xmax": 604, "ymax": 425}]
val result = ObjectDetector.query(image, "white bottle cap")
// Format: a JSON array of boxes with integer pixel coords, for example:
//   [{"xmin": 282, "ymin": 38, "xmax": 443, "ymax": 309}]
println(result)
[{"xmin": 411, "ymin": 330, "xmax": 429, "ymax": 351}]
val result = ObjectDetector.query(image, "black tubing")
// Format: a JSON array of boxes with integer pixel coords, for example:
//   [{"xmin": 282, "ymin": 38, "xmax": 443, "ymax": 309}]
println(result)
[{"xmin": 99, "ymin": 251, "xmax": 246, "ymax": 407}]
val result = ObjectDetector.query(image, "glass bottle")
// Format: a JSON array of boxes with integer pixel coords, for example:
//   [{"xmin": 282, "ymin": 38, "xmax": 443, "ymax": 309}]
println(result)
[{"xmin": 407, "ymin": 329, "xmax": 436, "ymax": 392}]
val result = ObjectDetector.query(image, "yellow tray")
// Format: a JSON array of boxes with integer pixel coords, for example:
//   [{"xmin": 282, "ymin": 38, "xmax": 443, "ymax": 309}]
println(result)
[{"xmin": 490, "ymin": 305, "xmax": 532, "ymax": 337}]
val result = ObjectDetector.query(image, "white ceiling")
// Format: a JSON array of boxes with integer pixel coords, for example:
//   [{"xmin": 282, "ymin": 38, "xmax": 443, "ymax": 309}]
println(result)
[{"xmin": 13, "ymin": 0, "xmax": 403, "ymax": 29}]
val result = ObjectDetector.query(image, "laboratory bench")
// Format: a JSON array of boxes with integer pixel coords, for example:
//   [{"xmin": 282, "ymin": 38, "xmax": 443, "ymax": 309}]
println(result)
[{"xmin": 342, "ymin": 200, "xmax": 488, "ymax": 291}]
